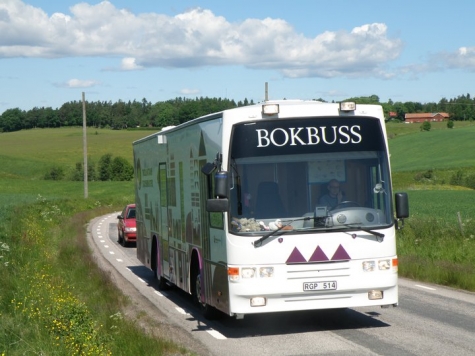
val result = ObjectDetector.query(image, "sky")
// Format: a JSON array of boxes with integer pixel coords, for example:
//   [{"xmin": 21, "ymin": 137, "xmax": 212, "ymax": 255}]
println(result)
[{"xmin": 2, "ymin": 0, "xmax": 475, "ymax": 114}]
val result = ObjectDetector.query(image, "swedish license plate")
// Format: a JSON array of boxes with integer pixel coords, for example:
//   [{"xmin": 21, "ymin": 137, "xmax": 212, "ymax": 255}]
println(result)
[{"xmin": 303, "ymin": 281, "xmax": 337, "ymax": 291}]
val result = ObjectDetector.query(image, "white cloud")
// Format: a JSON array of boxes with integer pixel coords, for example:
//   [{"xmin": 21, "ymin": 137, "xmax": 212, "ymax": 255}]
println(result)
[
  {"xmin": 120, "ymin": 57, "xmax": 142, "ymax": 70},
  {"xmin": 0, "ymin": 0, "xmax": 404, "ymax": 78},
  {"xmin": 437, "ymin": 46, "xmax": 475, "ymax": 70},
  {"xmin": 55, "ymin": 79, "xmax": 100, "ymax": 88},
  {"xmin": 180, "ymin": 88, "xmax": 200, "ymax": 95}
]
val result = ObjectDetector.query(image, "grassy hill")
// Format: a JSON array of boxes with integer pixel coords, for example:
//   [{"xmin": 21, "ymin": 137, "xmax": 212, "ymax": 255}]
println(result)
[
  {"xmin": 388, "ymin": 121, "xmax": 475, "ymax": 172},
  {"xmin": 0, "ymin": 127, "xmax": 153, "ymax": 180}
]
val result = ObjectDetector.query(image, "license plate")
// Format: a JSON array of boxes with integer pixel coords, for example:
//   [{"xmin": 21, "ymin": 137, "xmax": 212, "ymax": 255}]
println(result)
[{"xmin": 303, "ymin": 281, "xmax": 337, "ymax": 291}]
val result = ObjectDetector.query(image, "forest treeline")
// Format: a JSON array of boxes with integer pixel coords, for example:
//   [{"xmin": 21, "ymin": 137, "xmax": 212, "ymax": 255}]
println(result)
[
  {"xmin": 0, "ymin": 97, "xmax": 254, "ymax": 133},
  {"xmin": 1, "ymin": 93, "xmax": 474, "ymax": 133}
]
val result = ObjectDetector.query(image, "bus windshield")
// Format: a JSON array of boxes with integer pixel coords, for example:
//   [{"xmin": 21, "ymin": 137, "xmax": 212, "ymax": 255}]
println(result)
[{"xmin": 228, "ymin": 117, "xmax": 393, "ymax": 234}]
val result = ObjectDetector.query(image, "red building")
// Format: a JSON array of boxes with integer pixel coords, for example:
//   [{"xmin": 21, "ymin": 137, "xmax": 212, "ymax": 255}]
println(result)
[{"xmin": 404, "ymin": 112, "xmax": 449, "ymax": 123}]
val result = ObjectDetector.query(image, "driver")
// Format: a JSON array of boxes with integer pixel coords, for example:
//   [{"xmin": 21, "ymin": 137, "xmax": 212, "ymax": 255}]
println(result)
[{"xmin": 319, "ymin": 179, "xmax": 343, "ymax": 209}]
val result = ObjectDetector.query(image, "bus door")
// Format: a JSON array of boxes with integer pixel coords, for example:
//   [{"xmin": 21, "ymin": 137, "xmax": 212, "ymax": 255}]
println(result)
[
  {"xmin": 158, "ymin": 163, "xmax": 170, "ymax": 279},
  {"xmin": 201, "ymin": 160, "xmax": 229, "ymax": 311}
]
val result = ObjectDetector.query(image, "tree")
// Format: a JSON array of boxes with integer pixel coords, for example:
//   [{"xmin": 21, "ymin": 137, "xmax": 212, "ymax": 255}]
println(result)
[{"xmin": 0, "ymin": 108, "xmax": 24, "ymax": 132}]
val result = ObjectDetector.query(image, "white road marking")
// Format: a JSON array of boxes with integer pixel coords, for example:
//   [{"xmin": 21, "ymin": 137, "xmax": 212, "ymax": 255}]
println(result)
[
  {"xmin": 154, "ymin": 291, "xmax": 164, "ymax": 297},
  {"xmin": 175, "ymin": 307, "xmax": 188, "ymax": 315},
  {"xmin": 173, "ymin": 307, "xmax": 226, "ymax": 339},
  {"xmin": 109, "ymin": 251, "xmax": 115, "ymax": 255},
  {"xmin": 207, "ymin": 329, "xmax": 227, "ymax": 340},
  {"xmin": 116, "ymin": 259, "xmax": 123, "ymax": 262},
  {"xmin": 415, "ymin": 284, "xmax": 436, "ymax": 291}
]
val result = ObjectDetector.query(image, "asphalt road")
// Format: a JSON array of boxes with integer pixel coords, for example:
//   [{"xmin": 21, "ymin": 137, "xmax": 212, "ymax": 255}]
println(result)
[{"xmin": 87, "ymin": 213, "xmax": 475, "ymax": 356}]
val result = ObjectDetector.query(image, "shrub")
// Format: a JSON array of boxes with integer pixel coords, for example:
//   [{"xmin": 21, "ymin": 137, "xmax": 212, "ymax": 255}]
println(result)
[
  {"xmin": 71, "ymin": 162, "xmax": 83, "ymax": 181},
  {"xmin": 414, "ymin": 169, "xmax": 434, "ymax": 182},
  {"xmin": 44, "ymin": 166, "xmax": 65, "ymax": 181},
  {"xmin": 420, "ymin": 121, "xmax": 431, "ymax": 131},
  {"xmin": 450, "ymin": 170, "xmax": 465, "ymax": 186},
  {"xmin": 111, "ymin": 156, "xmax": 134, "ymax": 181},
  {"xmin": 98, "ymin": 154, "xmax": 113, "ymax": 181},
  {"xmin": 71, "ymin": 160, "xmax": 97, "ymax": 181},
  {"xmin": 465, "ymin": 174, "xmax": 475, "ymax": 189}
]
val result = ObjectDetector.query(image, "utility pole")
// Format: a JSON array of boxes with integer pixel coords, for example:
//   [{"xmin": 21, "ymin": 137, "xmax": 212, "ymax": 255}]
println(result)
[{"xmin": 82, "ymin": 92, "xmax": 88, "ymax": 198}]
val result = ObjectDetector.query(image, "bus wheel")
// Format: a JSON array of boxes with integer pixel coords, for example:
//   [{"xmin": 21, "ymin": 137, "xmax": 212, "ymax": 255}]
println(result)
[
  {"xmin": 192, "ymin": 268, "xmax": 216, "ymax": 320},
  {"xmin": 157, "ymin": 276, "xmax": 169, "ymax": 290},
  {"xmin": 152, "ymin": 244, "xmax": 169, "ymax": 290}
]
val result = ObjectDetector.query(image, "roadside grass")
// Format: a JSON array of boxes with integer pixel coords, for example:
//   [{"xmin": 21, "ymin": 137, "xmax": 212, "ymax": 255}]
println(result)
[
  {"xmin": 0, "ymin": 187, "xmax": 194, "ymax": 355},
  {"xmin": 396, "ymin": 190, "xmax": 475, "ymax": 290}
]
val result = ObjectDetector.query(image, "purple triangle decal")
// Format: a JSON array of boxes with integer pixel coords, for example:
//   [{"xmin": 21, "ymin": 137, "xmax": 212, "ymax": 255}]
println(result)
[
  {"xmin": 286, "ymin": 247, "xmax": 307, "ymax": 264},
  {"xmin": 331, "ymin": 245, "xmax": 351, "ymax": 261},
  {"xmin": 308, "ymin": 246, "xmax": 329, "ymax": 262}
]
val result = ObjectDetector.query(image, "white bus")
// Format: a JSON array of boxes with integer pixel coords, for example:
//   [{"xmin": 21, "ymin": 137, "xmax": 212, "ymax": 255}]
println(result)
[{"xmin": 133, "ymin": 100, "xmax": 409, "ymax": 319}]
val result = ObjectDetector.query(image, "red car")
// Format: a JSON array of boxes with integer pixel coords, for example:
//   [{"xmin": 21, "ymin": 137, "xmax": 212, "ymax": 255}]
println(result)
[{"xmin": 117, "ymin": 204, "xmax": 136, "ymax": 247}]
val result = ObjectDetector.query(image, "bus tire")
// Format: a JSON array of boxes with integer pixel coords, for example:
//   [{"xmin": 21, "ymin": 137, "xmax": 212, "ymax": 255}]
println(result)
[
  {"xmin": 152, "ymin": 240, "xmax": 169, "ymax": 290},
  {"xmin": 191, "ymin": 265, "xmax": 216, "ymax": 320}
]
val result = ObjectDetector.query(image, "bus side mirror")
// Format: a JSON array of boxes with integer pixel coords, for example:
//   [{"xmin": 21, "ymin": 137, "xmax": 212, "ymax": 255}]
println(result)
[
  {"xmin": 206, "ymin": 198, "xmax": 229, "ymax": 212},
  {"xmin": 204, "ymin": 170, "xmax": 229, "ymax": 213},
  {"xmin": 214, "ymin": 171, "xmax": 229, "ymax": 199},
  {"xmin": 395, "ymin": 192, "xmax": 409, "ymax": 229},
  {"xmin": 395, "ymin": 192, "xmax": 409, "ymax": 219}
]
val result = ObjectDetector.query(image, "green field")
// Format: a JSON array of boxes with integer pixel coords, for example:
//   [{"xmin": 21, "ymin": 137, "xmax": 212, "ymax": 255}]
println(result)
[
  {"xmin": 1, "ymin": 121, "xmax": 475, "ymax": 354},
  {"xmin": 388, "ymin": 120, "xmax": 475, "ymax": 290}
]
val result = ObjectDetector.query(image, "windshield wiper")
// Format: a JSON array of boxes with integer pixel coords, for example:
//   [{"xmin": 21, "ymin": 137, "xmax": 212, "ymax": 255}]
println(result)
[
  {"xmin": 343, "ymin": 224, "xmax": 385, "ymax": 241},
  {"xmin": 253, "ymin": 217, "xmax": 311, "ymax": 248}
]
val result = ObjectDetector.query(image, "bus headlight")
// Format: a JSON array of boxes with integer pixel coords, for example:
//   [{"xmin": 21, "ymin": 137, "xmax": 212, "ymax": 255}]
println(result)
[
  {"xmin": 259, "ymin": 267, "xmax": 274, "ymax": 278},
  {"xmin": 362, "ymin": 261, "xmax": 375, "ymax": 272},
  {"xmin": 378, "ymin": 259, "xmax": 391, "ymax": 270},
  {"xmin": 241, "ymin": 267, "xmax": 256, "ymax": 279},
  {"xmin": 363, "ymin": 259, "xmax": 397, "ymax": 272}
]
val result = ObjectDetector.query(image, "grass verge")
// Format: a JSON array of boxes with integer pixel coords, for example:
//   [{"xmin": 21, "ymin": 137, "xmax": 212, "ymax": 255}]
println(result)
[
  {"xmin": 0, "ymin": 192, "xmax": 195, "ymax": 355},
  {"xmin": 396, "ymin": 188, "xmax": 475, "ymax": 290}
]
